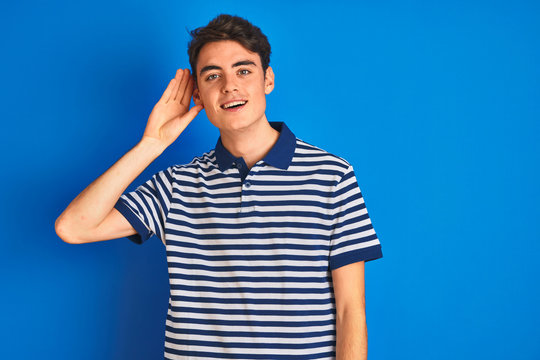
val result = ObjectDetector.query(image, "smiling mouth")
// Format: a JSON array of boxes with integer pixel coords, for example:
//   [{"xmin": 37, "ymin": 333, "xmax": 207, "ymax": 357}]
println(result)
[{"xmin": 221, "ymin": 100, "xmax": 248, "ymax": 110}]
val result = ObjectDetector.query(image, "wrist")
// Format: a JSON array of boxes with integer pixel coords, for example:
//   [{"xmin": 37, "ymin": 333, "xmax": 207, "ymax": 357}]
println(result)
[{"xmin": 138, "ymin": 136, "xmax": 168, "ymax": 158}]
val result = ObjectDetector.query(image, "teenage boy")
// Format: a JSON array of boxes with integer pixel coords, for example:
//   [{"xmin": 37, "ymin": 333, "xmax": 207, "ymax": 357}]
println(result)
[{"xmin": 56, "ymin": 14, "xmax": 382, "ymax": 360}]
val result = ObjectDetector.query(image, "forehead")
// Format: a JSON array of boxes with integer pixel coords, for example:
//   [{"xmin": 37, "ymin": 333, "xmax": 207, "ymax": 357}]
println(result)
[{"xmin": 196, "ymin": 40, "xmax": 261, "ymax": 71}]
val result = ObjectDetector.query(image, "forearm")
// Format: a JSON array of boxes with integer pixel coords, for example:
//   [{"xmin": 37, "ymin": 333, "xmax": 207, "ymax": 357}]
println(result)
[
  {"xmin": 55, "ymin": 137, "xmax": 165, "ymax": 241},
  {"xmin": 336, "ymin": 307, "xmax": 368, "ymax": 360}
]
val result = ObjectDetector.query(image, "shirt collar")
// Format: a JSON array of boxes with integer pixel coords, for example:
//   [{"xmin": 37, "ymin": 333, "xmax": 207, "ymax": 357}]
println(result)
[{"xmin": 214, "ymin": 122, "xmax": 296, "ymax": 171}]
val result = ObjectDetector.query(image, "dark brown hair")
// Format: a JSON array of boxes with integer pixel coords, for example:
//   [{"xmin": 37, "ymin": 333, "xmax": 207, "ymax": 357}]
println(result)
[{"xmin": 187, "ymin": 14, "xmax": 271, "ymax": 80}]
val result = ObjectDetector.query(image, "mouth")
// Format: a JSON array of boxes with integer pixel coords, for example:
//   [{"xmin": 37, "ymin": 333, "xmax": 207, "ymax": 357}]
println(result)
[{"xmin": 220, "ymin": 100, "xmax": 248, "ymax": 111}]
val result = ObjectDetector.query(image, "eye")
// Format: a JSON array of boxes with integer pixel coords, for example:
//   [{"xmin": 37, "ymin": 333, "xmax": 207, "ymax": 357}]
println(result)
[
  {"xmin": 238, "ymin": 69, "xmax": 251, "ymax": 76},
  {"xmin": 206, "ymin": 74, "xmax": 220, "ymax": 81}
]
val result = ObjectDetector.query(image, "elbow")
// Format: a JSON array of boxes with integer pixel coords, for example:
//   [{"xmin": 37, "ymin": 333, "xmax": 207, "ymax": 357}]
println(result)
[{"xmin": 55, "ymin": 216, "xmax": 81, "ymax": 244}]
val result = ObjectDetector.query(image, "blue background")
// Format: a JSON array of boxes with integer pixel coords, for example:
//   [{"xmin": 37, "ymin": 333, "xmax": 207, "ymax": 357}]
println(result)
[{"xmin": 1, "ymin": 1, "xmax": 539, "ymax": 359}]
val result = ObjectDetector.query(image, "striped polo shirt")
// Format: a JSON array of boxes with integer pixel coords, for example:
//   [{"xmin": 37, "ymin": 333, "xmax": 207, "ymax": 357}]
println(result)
[{"xmin": 114, "ymin": 122, "xmax": 383, "ymax": 360}]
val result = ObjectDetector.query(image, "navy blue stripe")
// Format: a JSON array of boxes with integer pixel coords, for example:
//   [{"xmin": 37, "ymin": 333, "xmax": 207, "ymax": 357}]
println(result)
[
  {"xmin": 169, "ymin": 188, "xmax": 341, "ymax": 200},
  {"xmin": 242, "ymin": 189, "xmax": 337, "ymax": 197},
  {"xmin": 330, "ymin": 244, "xmax": 383, "ymax": 270},
  {"xmin": 165, "ymin": 336, "xmax": 335, "ymax": 350},
  {"xmin": 290, "ymin": 160, "xmax": 347, "ymax": 168},
  {"xmin": 154, "ymin": 170, "xmax": 172, "ymax": 218},
  {"xmin": 334, "ymin": 202, "xmax": 367, "ymax": 220},
  {"xmin": 166, "ymin": 250, "xmax": 330, "ymax": 263},
  {"xmin": 331, "ymin": 225, "xmax": 375, "ymax": 243},
  {"xmin": 332, "ymin": 212, "xmax": 372, "ymax": 233},
  {"xmin": 171, "ymin": 198, "xmax": 339, "ymax": 210},
  {"xmin": 334, "ymin": 180, "xmax": 361, "ymax": 198},
  {"xmin": 331, "ymin": 233, "xmax": 378, "ymax": 252},
  {"xmin": 166, "ymin": 240, "xmax": 328, "ymax": 252},
  {"xmin": 165, "ymin": 325, "xmax": 336, "ymax": 339},
  {"xmin": 166, "ymin": 261, "xmax": 328, "ymax": 273},
  {"xmin": 165, "ymin": 347, "xmax": 335, "ymax": 360},
  {"xmin": 172, "ymin": 189, "xmax": 242, "ymax": 199},
  {"xmin": 243, "ymin": 199, "xmax": 337, "ymax": 209},
  {"xmin": 170, "ymin": 283, "xmax": 331, "ymax": 294},
  {"xmin": 334, "ymin": 202, "xmax": 369, "ymax": 218},
  {"xmin": 125, "ymin": 192, "xmax": 151, "ymax": 229},
  {"xmin": 340, "ymin": 167, "xmax": 355, "ymax": 180},
  {"xmin": 248, "ymin": 179, "xmax": 339, "ymax": 187},
  {"xmin": 113, "ymin": 200, "xmax": 149, "ymax": 244},
  {"xmin": 140, "ymin": 184, "xmax": 165, "ymax": 241},
  {"xmin": 169, "ymin": 273, "xmax": 330, "ymax": 284}
]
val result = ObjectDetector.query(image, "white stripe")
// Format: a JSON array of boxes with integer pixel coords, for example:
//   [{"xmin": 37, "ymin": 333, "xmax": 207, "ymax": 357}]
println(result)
[
  {"xmin": 168, "ymin": 268, "xmax": 330, "ymax": 279},
  {"xmin": 166, "ymin": 258, "xmax": 329, "ymax": 269},
  {"xmin": 331, "ymin": 238, "xmax": 380, "ymax": 257},
  {"xmin": 168, "ymin": 214, "xmax": 336, "ymax": 227},
  {"xmin": 170, "ymin": 278, "xmax": 330, "ymax": 289},
  {"xmin": 170, "ymin": 289, "xmax": 332, "ymax": 300},
  {"xmin": 165, "ymin": 225, "xmax": 333, "ymax": 237},
  {"xmin": 172, "ymin": 300, "xmax": 334, "ymax": 312}
]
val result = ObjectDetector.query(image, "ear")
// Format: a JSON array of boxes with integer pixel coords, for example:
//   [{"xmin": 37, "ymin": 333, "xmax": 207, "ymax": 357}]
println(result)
[
  {"xmin": 193, "ymin": 87, "xmax": 203, "ymax": 106},
  {"xmin": 264, "ymin": 66, "xmax": 275, "ymax": 95}
]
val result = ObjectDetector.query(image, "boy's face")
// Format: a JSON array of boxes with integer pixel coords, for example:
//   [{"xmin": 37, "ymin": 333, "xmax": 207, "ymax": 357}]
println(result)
[{"xmin": 193, "ymin": 40, "xmax": 274, "ymax": 133}]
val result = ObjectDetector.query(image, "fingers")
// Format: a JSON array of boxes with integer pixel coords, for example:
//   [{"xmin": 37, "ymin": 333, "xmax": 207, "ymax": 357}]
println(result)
[
  {"xmin": 180, "ymin": 74, "xmax": 195, "ymax": 106},
  {"xmin": 161, "ymin": 69, "xmax": 194, "ymax": 104},
  {"xmin": 174, "ymin": 69, "xmax": 189, "ymax": 102},
  {"xmin": 170, "ymin": 69, "xmax": 184, "ymax": 102},
  {"xmin": 161, "ymin": 78, "xmax": 176, "ymax": 103},
  {"xmin": 183, "ymin": 104, "xmax": 204, "ymax": 123}
]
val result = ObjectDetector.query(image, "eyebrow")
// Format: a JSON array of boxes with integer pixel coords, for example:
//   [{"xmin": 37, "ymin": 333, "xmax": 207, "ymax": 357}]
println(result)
[{"xmin": 199, "ymin": 60, "xmax": 257, "ymax": 77}]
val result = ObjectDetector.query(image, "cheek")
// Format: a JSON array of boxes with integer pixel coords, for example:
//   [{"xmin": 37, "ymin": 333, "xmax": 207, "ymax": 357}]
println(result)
[
  {"xmin": 201, "ymin": 94, "xmax": 220, "ymax": 115},
  {"xmin": 199, "ymin": 87, "xmax": 217, "ymax": 108}
]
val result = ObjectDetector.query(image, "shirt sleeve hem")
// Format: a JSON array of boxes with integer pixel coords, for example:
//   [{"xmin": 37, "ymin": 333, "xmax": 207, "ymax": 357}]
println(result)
[
  {"xmin": 329, "ymin": 244, "xmax": 383, "ymax": 271},
  {"xmin": 114, "ymin": 199, "xmax": 152, "ymax": 244}
]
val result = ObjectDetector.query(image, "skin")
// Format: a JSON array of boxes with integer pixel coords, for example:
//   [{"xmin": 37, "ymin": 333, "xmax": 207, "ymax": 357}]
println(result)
[
  {"xmin": 333, "ymin": 261, "xmax": 368, "ymax": 360},
  {"xmin": 55, "ymin": 39, "xmax": 368, "ymax": 360},
  {"xmin": 193, "ymin": 40, "xmax": 279, "ymax": 168},
  {"xmin": 55, "ymin": 68, "xmax": 202, "ymax": 244}
]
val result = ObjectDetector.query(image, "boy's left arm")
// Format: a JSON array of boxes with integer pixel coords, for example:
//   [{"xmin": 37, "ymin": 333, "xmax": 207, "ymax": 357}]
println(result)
[{"xmin": 332, "ymin": 261, "xmax": 368, "ymax": 360}]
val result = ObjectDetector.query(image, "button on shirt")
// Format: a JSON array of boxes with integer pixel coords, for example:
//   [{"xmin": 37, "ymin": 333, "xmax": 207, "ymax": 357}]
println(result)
[{"xmin": 114, "ymin": 121, "xmax": 383, "ymax": 360}]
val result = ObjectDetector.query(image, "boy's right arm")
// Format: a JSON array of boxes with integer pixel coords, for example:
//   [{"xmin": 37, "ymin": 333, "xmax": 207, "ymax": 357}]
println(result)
[{"xmin": 55, "ymin": 69, "xmax": 203, "ymax": 244}]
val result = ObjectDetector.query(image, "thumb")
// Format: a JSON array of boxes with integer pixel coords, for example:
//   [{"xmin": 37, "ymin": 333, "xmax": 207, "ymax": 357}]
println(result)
[
  {"xmin": 168, "ymin": 104, "xmax": 204, "ymax": 139},
  {"xmin": 183, "ymin": 104, "xmax": 204, "ymax": 122}
]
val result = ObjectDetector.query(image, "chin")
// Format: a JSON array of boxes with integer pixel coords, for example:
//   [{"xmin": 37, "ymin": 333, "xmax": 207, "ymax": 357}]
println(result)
[{"xmin": 210, "ymin": 113, "xmax": 261, "ymax": 132}]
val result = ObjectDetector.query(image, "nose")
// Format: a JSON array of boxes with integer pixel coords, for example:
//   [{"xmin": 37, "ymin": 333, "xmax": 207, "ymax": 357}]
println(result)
[{"xmin": 221, "ymin": 74, "xmax": 238, "ymax": 93}]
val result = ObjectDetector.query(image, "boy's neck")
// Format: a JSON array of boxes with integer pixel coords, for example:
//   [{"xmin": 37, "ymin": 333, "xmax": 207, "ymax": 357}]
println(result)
[{"xmin": 219, "ymin": 117, "xmax": 280, "ymax": 169}]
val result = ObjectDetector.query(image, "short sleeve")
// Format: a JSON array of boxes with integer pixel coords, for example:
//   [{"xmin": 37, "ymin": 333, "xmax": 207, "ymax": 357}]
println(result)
[
  {"xmin": 114, "ymin": 167, "xmax": 174, "ymax": 245},
  {"xmin": 329, "ymin": 165, "xmax": 383, "ymax": 270}
]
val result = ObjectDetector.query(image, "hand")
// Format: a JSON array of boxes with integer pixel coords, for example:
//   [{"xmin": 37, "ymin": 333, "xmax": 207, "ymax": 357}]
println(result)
[{"xmin": 142, "ymin": 69, "xmax": 203, "ymax": 149}]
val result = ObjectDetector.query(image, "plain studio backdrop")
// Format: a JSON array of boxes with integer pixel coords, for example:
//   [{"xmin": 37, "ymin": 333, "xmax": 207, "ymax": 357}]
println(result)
[{"xmin": 1, "ymin": 1, "xmax": 538, "ymax": 359}]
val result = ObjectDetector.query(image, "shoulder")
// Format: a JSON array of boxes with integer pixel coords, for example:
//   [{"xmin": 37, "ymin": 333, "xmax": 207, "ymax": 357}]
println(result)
[
  {"xmin": 293, "ymin": 138, "xmax": 352, "ymax": 176},
  {"xmin": 169, "ymin": 148, "xmax": 218, "ymax": 175},
  {"xmin": 148, "ymin": 149, "xmax": 219, "ymax": 186}
]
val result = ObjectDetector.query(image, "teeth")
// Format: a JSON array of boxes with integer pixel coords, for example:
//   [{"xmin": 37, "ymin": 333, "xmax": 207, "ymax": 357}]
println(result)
[{"xmin": 223, "ymin": 101, "xmax": 247, "ymax": 109}]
